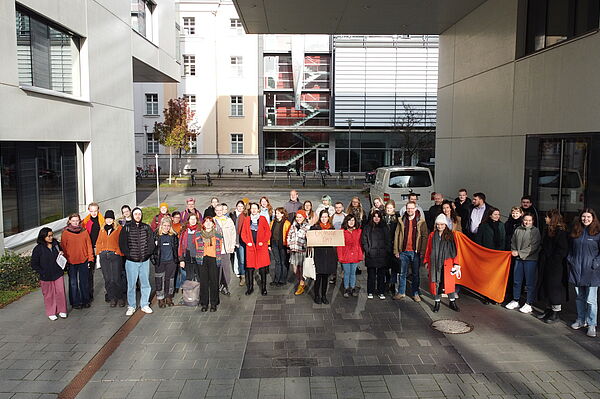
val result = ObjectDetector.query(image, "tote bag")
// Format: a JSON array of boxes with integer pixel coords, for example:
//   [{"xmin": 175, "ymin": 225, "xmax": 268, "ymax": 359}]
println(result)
[{"xmin": 303, "ymin": 248, "xmax": 316, "ymax": 280}]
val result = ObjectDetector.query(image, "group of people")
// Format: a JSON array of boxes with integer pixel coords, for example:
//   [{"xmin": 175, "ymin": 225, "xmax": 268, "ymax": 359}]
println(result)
[{"xmin": 29, "ymin": 189, "xmax": 599, "ymax": 339}]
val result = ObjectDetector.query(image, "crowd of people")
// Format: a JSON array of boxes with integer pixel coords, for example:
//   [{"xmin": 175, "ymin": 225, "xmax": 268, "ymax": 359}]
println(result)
[{"xmin": 30, "ymin": 189, "xmax": 599, "ymax": 338}]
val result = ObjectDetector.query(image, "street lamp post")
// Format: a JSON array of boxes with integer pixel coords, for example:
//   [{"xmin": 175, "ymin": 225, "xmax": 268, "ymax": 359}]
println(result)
[
  {"xmin": 155, "ymin": 153, "xmax": 160, "ymax": 208},
  {"xmin": 346, "ymin": 119, "xmax": 354, "ymax": 173}
]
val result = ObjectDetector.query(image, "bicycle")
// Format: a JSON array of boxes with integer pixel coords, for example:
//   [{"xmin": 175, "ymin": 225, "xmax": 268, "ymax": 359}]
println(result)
[
  {"xmin": 205, "ymin": 171, "xmax": 212, "ymax": 186},
  {"xmin": 217, "ymin": 166, "xmax": 224, "ymax": 178},
  {"xmin": 245, "ymin": 165, "xmax": 252, "ymax": 178},
  {"xmin": 190, "ymin": 171, "xmax": 196, "ymax": 186},
  {"xmin": 302, "ymin": 172, "xmax": 307, "ymax": 187}
]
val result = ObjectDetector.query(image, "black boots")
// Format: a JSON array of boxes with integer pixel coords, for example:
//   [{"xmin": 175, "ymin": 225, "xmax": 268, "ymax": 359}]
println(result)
[
  {"xmin": 433, "ymin": 301, "xmax": 440, "ymax": 312},
  {"xmin": 449, "ymin": 300, "xmax": 460, "ymax": 312},
  {"xmin": 259, "ymin": 268, "xmax": 268, "ymax": 296},
  {"xmin": 245, "ymin": 269, "xmax": 254, "ymax": 295},
  {"xmin": 543, "ymin": 310, "xmax": 560, "ymax": 324}
]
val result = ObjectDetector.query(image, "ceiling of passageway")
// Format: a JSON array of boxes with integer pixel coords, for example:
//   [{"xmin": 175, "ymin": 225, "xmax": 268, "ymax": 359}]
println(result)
[{"xmin": 233, "ymin": 0, "xmax": 488, "ymax": 34}]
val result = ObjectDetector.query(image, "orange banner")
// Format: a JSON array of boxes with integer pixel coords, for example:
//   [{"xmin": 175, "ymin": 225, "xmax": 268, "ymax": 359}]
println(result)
[{"xmin": 453, "ymin": 231, "xmax": 512, "ymax": 303}]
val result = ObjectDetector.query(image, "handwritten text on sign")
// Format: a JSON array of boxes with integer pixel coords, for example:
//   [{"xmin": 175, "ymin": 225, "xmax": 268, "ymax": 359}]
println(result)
[{"xmin": 306, "ymin": 230, "xmax": 345, "ymax": 247}]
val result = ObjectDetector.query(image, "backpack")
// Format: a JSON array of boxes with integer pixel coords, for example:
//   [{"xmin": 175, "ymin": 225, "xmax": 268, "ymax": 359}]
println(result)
[{"xmin": 181, "ymin": 280, "xmax": 200, "ymax": 307}]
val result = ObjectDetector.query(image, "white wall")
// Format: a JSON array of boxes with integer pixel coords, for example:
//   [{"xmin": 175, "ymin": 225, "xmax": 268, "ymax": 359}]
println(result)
[{"xmin": 0, "ymin": 0, "xmax": 179, "ymax": 250}]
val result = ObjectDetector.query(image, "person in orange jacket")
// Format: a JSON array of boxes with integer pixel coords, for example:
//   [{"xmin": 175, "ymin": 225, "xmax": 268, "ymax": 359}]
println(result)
[
  {"xmin": 424, "ymin": 214, "xmax": 461, "ymax": 313},
  {"xmin": 61, "ymin": 213, "xmax": 95, "ymax": 309},
  {"xmin": 82, "ymin": 202, "xmax": 104, "ymax": 301},
  {"xmin": 95, "ymin": 210, "xmax": 125, "ymax": 308},
  {"xmin": 269, "ymin": 207, "xmax": 291, "ymax": 287}
]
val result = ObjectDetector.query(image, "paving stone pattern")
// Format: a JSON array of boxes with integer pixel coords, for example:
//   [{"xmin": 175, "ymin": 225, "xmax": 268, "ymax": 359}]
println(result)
[{"xmin": 240, "ymin": 281, "xmax": 470, "ymax": 378}]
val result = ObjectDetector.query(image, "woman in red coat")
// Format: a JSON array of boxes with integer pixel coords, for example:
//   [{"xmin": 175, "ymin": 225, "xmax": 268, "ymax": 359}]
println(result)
[
  {"xmin": 241, "ymin": 202, "xmax": 271, "ymax": 296},
  {"xmin": 423, "ymin": 214, "xmax": 461, "ymax": 313}
]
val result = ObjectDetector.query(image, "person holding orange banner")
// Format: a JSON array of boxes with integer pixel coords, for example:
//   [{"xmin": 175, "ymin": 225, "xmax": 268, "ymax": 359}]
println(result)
[{"xmin": 424, "ymin": 214, "xmax": 460, "ymax": 312}]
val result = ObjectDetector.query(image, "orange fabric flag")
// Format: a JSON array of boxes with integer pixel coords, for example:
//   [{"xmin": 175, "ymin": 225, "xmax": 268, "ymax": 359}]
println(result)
[{"xmin": 453, "ymin": 231, "xmax": 512, "ymax": 303}]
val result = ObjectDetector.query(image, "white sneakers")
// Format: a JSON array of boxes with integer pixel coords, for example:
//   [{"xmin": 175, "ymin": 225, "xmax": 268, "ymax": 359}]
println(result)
[
  {"xmin": 141, "ymin": 306, "xmax": 153, "ymax": 314},
  {"xmin": 505, "ymin": 301, "xmax": 532, "ymax": 314},
  {"xmin": 379, "ymin": 294, "xmax": 386, "ymax": 300},
  {"xmin": 48, "ymin": 315, "xmax": 58, "ymax": 321},
  {"xmin": 519, "ymin": 304, "xmax": 532, "ymax": 314},
  {"xmin": 125, "ymin": 307, "xmax": 135, "ymax": 316},
  {"xmin": 58, "ymin": 313, "xmax": 67, "ymax": 318},
  {"xmin": 571, "ymin": 320, "xmax": 588, "ymax": 330},
  {"xmin": 367, "ymin": 294, "xmax": 374, "ymax": 299}
]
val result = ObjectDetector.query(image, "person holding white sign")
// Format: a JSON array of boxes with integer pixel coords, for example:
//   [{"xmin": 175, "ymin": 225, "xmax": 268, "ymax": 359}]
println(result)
[
  {"xmin": 309, "ymin": 210, "xmax": 338, "ymax": 304},
  {"xmin": 31, "ymin": 228, "xmax": 67, "ymax": 320}
]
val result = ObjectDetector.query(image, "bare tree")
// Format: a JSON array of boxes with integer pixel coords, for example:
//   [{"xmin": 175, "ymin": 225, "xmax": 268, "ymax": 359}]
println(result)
[{"xmin": 390, "ymin": 102, "xmax": 435, "ymax": 166}]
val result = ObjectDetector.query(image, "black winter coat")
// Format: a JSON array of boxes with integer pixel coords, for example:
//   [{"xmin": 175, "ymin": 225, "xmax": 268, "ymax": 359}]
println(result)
[
  {"xmin": 537, "ymin": 229, "xmax": 568, "ymax": 299},
  {"xmin": 454, "ymin": 198, "xmax": 472, "ymax": 231},
  {"xmin": 119, "ymin": 221, "xmax": 156, "ymax": 262},
  {"xmin": 504, "ymin": 217, "xmax": 523, "ymax": 250},
  {"xmin": 151, "ymin": 233, "xmax": 179, "ymax": 265},
  {"xmin": 361, "ymin": 222, "xmax": 392, "ymax": 268},
  {"xmin": 310, "ymin": 225, "xmax": 338, "ymax": 274},
  {"xmin": 30, "ymin": 239, "xmax": 63, "ymax": 281}
]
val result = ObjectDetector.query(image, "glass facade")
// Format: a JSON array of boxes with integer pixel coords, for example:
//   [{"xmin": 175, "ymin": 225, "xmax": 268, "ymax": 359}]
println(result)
[
  {"xmin": 264, "ymin": 131, "xmax": 329, "ymax": 172},
  {"xmin": 1, "ymin": 142, "xmax": 78, "ymax": 237}
]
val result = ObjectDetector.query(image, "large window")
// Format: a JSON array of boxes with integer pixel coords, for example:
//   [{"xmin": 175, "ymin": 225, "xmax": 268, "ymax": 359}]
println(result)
[
  {"xmin": 230, "ymin": 95, "xmax": 244, "ymax": 116},
  {"xmin": 1, "ymin": 142, "xmax": 78, "ymax": 236},
  {"xmin": 303, "ymin": 55, "xmax": 330, "ymax": 90},
  {"xmin": 187, "ymin": 135, "xmax": 197, "ymax": 154},
  {"xmin": 145, "ymin": 93, "xmax": 159, "ymax": 115},
  {"xmin": 183, "ymin": 55, "xmax": 195, "ymax": 76},
  {"xmin": 231, "ymin": 134, "xmax": 244, "ymax": 154},
  {"xmin": 147, "ymin": 133, "xmax": 159, "ymax": 153},
  {"xmin": 183, "ymin": 16, "xmax": 195, "ymax": 35},
  {"xmin": 131, "ymin": 0, "xmax": 155, "ymax": 40},
  {"xmin": 230, "ymin": 56, "xmax": 243, "ymax": 76},
  {"xmin": 264, "ymin": 92, "xmax": 330, "ymax": 127},
  {"xmin": 524, "ymin": 0, "xmax": 600, "ymax": 55},
  {"xmin": 264, "ymin": 55, "xmax": 293, "ymax": 89},
  {"xmin": 15, "ymin": 7, "xmax": 81, "ymax": 95}
]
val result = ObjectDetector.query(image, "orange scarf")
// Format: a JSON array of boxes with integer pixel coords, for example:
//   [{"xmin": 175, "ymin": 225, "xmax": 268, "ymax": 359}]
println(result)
[{"xmin": 319, "ymin": 222, "xmax": 332, "ymax": 230}]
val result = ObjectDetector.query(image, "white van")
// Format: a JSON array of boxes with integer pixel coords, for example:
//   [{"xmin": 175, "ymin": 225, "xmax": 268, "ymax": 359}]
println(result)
[{"xmin": 369, "ymin": 166, "xmax": 435, "ymax": 205}]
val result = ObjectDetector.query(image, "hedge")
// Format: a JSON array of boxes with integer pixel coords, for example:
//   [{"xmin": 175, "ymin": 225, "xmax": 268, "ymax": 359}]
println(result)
[{"xmin": 0, "ymin": 251, "xmax": 39, "ymax": 291}]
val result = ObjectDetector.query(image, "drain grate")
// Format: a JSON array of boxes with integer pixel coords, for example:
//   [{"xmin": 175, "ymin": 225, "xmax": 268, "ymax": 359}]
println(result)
[{"xmin": 430, "ymin": 319, "xmax": 474, "ymax": 334}]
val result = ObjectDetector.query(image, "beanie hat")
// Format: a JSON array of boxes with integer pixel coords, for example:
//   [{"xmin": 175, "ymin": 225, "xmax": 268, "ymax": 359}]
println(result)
[
  {"xmin": 104, "ymin": 210, "xmax": 115, "ymax": 220},
  {"xmin": 132, "ymin": 207, "xmax": 143, "ymax": 217},
  {"xmin": 296, "ymin": 210, "xmax": 308, "ymax": 220},
  {"xmin": 434, "ymin": 214, "xmax": 448, "ymax": 226},
  {"xmin": 160, "ymin": 202, "xmax": 168, "ymax": 209}
]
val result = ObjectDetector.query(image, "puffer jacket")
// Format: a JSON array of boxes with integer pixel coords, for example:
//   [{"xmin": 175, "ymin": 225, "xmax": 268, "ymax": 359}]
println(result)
[
  {"xmin": 119, "ymin": 221, "xmax": 156, "ymax": 262},
  {"xmin": 361, "ymin": 222, "xmax": 392, "ymax": 267},
  {"xmin": 567, "ymin": 228, "xmax": 600, "ymax": 286},
  {"xmin": 511, "ymin": 225, "xmax": 541, "ymax": 261}
]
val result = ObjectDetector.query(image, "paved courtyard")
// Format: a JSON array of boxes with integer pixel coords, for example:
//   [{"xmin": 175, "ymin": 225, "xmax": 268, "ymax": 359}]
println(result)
[{"xmin": 0, "ymin": 187, "xmax": 599, "ymax": 398}]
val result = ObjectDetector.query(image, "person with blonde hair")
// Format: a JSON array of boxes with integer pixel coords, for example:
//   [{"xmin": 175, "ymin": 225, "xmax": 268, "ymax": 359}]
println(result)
[{"xmin": 152, "ymin": 216, "xmax": 178, "ymax": 308}]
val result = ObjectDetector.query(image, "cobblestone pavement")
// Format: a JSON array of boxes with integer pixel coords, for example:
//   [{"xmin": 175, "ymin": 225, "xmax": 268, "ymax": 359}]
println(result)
[{"xmin": 1, "ymin": 188, "xmax": 599, "ymax": 398}]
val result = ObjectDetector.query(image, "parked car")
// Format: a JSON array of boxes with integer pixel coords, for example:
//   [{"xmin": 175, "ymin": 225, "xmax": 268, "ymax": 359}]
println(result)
[
  {"xmin": 537, "ymin": 167, "xmax": 585, "ymax": 215},
  {"xmin": 369, "ymin": 166, "xmax": 435, "ymax": 205}
]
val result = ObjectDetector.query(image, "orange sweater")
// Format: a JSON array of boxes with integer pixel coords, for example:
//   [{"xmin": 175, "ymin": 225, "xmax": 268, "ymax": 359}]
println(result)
[
  {"xmin": 95, "ymin": 225, "xmax": 123, "ymax": 256},
  {"xmin": 61, "ymin": 229, "xmax": 94, "ymax": 264}
]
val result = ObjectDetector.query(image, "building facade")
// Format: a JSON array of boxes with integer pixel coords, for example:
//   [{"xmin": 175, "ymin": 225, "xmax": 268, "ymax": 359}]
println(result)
[
  {"xmin": 0, "ymin": 0, "xmax": 179, "ymax": 251},
  {"xmin": 136, "ymin": 0, "xmax": 260, "ymax": 176},
  {"xmin": 436, "ymin": 0, "xmax": 600, "ymax": 221},
  {"xmin": 261, "ymin": 34, "xmax": 438, "ymax": 172}
]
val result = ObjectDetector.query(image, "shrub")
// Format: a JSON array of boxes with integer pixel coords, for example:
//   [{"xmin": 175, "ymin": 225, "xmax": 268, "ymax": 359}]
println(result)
[{"xmin": 0, "ymin": 251, "xmax": 39, "ymax": 291}]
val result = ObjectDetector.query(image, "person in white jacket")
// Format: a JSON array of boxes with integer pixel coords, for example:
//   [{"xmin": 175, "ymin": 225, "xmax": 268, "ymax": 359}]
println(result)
[{"xmin": 214, "ymin": 204, "xmax": 237, "ymax": 295}]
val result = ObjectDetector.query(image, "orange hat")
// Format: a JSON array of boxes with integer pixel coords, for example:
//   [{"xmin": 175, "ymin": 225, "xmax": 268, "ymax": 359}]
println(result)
[{"xmin": 296, "ymin": 210, "xmax": 307, "ymax": 220}]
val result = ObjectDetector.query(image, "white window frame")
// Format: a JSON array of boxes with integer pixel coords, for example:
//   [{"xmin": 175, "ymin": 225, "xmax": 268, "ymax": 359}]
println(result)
[
  {"xmin": 147, "ymin": 133, "xmax": 159, "ymax": 154},
  {"xmin": 183, "ymin": 54, "xmax": 196, "ymax": 76},
  {"xmin": 230, "ymin": 95, "xmax": 244, "ymax": 117},
  {"xmin": 230, "ymin": 56, "xmax": 243, "ymax": 76},
  {"xmin": 183, "ymin": 16, "xmax": 195, "ymax": 35},
  {"xmin": 187, "ymin": 134, "xmax": 198, "ymax": 154},
  {"xmin": 145, "ymin": 93, "xmax": 159, "ymax": 115},
  {"xmin": 184, "ymin": 94, "xmax": 196, "ymax": 112},
  {"xmin": 230, "ymin": 18, "xmax": 242, "ymax": 30},
  {"xmin": 231, "ymin": 133, "xmax": 244, "ymax": 154}
]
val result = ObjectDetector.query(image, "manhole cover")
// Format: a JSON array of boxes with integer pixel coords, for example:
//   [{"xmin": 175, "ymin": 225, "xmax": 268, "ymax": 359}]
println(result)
[{"xmin": 430, "ymin": 319, "xmax": 473, "ymax": 334}]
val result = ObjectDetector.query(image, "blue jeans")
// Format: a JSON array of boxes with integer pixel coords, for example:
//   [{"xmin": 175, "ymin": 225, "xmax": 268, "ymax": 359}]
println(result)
[
  {"xmin": 575, "ymin": 286, "xmax": 598, "ymax": 327},
  {"xmin": 271, "ymin": 242, "xmax": 287, "ymax": 283},
  {"xmin": 398, "ymin": 251, "xmax": 421, "ymax": 296},
  {"xmin": 175, "ymin": 266, "xmax": 186, "ymax": 289},
  {"xmin": 513, "ymin": 259, "xmax": 537, "ymax": 304},
  {"xmin": 125, "ymin": 260, "xmax": 151, "ymax": 308},
  {"xmin": 235, "ymin": 244, "xmax": 246, "ymax": 276},
  {"xmin": 342, "ymin": 263, "xmax": 359, "ymax": 289},
  {"xmin": 67, "ymin": 262, "xmax": 90, "ymax": 306}
]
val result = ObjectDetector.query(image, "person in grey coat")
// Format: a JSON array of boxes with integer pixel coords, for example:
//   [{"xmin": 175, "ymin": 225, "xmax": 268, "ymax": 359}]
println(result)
[
  {"xmin": 505, "ymin": 214, "xmax": 541, "ymax": 314},
  {"xmin": 567, "ymin": 208, "xmax": 600, "ymax": 338}
]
